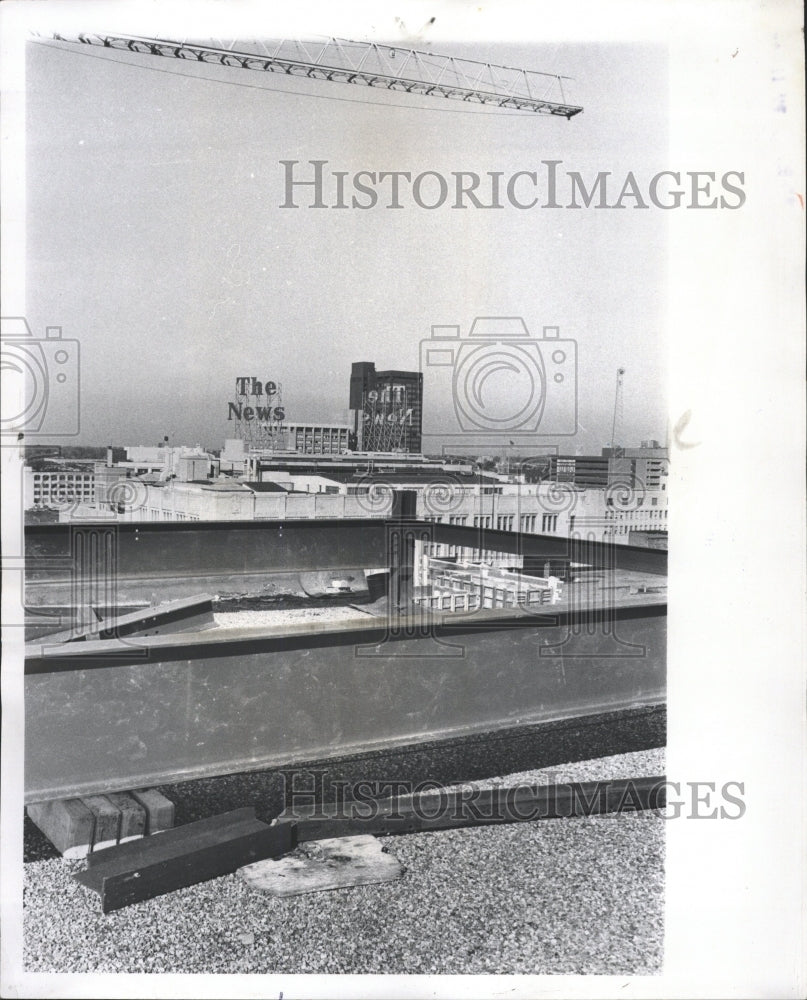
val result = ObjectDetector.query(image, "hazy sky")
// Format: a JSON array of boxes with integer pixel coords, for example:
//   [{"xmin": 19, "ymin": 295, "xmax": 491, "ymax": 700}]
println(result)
[{"xmin": 25, "ymin": 36, "xmax": 668, "ymax": 452}]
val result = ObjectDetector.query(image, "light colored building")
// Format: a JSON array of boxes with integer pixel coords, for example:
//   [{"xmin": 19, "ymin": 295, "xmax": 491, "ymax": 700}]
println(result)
[
  {"xmin": 143, "ymin": 480, "xmax": 279, "ymax": 522},
  {"xmin": 281, "ymin": 423, "xmax": 351, "ymax": 455},
  {"xmin": 81, "ymin": 445, "xmax": 217, "ymax": 514},
  {"xmin": 220, "ymin": 422, "xmax": 351, "ymax": 468},
  {"xmin": 121, "ymin": 445, "xmax": 216, "ymax": 479},
  {"xmin": 220, "ymin": 439, "xmax": 248, "ymax": 474},
  {"xmin": 266, "ymin": 474, "xmax": 345, "ymax": 495},
  {"xmin": 603, "ymin": 441, "xmax": 669, "ymax": 492},
  {"xmin": 65, "ymin": 475, "xmax": 667, "ymax": 553},
  {"xmin": 24, "ymin": 466, "xmax": 95, "ymax": 509},
  {"xmin": 546, "ymin": 443, "xmax": 669, "ymax": 495},
  {"xmin": 418, "ymin": 482, "xmax": 667, "ymax": 565}
]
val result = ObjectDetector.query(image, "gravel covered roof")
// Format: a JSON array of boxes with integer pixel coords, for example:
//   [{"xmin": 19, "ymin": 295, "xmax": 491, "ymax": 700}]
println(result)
[{"xmin": 23, "ymin": 748, "xmax": 664, "ymax": 976}]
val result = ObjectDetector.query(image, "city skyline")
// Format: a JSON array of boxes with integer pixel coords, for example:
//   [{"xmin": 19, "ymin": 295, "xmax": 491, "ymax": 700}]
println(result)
[{"xmin": 24, "ymin": 37, "xmax": 668, "ymax": 452}]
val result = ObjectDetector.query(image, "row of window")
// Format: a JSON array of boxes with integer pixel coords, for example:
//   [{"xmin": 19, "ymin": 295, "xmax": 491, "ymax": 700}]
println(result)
[
  {"xmin": 31, "ymin": 486, "xmax": 94, "ymax": 496},
  {"xmin": 142, "ymin": 508, "xmax": 200, "ymax": 521},
  {"xmin": 606, "ymin": 495, "xmax": 664, "ymax": 507},
  {"xmin": 427, "ymin": 508, "xmax": 666, "ymax": 532},
  {"xmin": 31, "ymin": 473, "xmax": 93, "ymax": 481},
  {"xmin": 604, "ymin": 524, "xmax": 666, "ymax": 535},
  {"xmin": 603, "ymin": 508, "xmax": 668, "ymax": 520}
]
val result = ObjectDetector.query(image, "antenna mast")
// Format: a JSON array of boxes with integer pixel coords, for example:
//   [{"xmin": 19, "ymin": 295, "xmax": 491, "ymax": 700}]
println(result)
[{"xmin": 611, "ymin": 367, "xmax": 625, "ymax": 451}]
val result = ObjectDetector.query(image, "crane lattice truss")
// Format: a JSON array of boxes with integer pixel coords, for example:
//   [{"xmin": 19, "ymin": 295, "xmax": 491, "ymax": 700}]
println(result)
[{"xmin": 46, "ymin": 32, "xmax": 583, "ymax": 118}]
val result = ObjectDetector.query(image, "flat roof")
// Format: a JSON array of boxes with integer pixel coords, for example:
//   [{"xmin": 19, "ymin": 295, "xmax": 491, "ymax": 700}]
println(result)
[
  {"xmin": 242, "ymin": 481, "xmax": 289, "ymax": 493},
  {"xmin": 310, "ymin": 469, "xmax": 502, "ymax": 485}
]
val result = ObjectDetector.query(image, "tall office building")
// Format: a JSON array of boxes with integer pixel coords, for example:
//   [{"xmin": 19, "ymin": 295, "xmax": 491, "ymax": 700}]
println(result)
[{"xmin": 349, "ymin": 361, "xmax": 423, "ymax": 453}]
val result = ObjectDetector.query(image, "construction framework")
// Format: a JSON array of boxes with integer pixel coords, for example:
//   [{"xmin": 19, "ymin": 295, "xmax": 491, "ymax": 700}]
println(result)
[{"xmin": 43, "ymin": 32, "xmax": 584, "ymax": 118}]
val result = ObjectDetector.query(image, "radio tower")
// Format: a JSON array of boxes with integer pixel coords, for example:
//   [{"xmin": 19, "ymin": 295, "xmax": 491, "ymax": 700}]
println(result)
[{"xmin": 610, "ymin": 367, "xmax": 626, "ymax": 453}]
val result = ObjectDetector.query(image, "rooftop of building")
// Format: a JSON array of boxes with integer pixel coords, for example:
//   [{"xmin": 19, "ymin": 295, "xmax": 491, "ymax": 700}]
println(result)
[
  {"xmin": 350, "ymin": 362, "xmax": 421, "ymax": 378},
  {"xmin": 280, "ymin": 422, "xmax": 352, "ymax": 430},
  {"xmin": 252, "ymin": 449, "xmax": 433, "ymax": 461},
  {"xmin": 140, "ymin": 477, "xmax": 247, "ymax": 492},
  {"xmin": 146, "ymin": 478, "xmax": 300, "ymax": 494},
  {"xmin": 372, "ymin": 369, "xmax": 423, "ymax": 380},
  {"xmin": 189, "ymin": 479, "xmax": 251, "ymax": 491},
  {"xmin": 25, "ymin": 462, "xmax": 96, "ymax": 473},
  {"xmin": 301, "ymin": 469, "xmax": 503, "ymax": 486},
  {"xmin": 241, "ymin": 481, "xmax": 290, "ymax": 493}
]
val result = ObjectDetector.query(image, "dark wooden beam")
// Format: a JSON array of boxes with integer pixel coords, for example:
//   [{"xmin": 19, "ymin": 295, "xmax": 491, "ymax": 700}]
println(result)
[{"xmin": 73, "ymin": 807, "xmax": 296, "ymax": 913}]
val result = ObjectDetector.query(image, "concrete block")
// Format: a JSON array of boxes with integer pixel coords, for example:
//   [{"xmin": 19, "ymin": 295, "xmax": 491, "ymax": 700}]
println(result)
[
  {"xmin": 27, "ymin": 798, "xmax": 95, "ymax": 859},
  {"xmin": 81, "ymin": 795, "xmax": 121, "ymax": 852},
  {"xmin": 130, "ymin": 788, "xmax": 175, "ymax": 834},
  {"xmin": 28, "ymin": 788, "xmax": 176, "ymax": 857},
  {"xmin": 106, "ymin": 792, "xmax": 146, "ymax": 842}
]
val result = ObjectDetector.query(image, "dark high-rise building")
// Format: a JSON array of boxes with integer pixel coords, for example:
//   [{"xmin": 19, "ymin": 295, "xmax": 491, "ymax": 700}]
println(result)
[{"xmin": 349, "ymin": 361, "xmax": 423, "ymax": 453}]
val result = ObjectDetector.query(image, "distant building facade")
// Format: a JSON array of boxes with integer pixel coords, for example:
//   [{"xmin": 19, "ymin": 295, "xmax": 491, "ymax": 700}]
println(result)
[
  {"xmin": 547, "ymin": 442, "xmax": 669, "ymax": 495},
  {"xmin": 279, "ymin": 423, "xmax": 351, "ymax": 455},
  {"xmin": 547, "ymin": 455, "xmax": 610, "ymax": 487},
  {"xmin": 220, "ymin": 422, "xmax": 350, "ymax": 468},
  {"xmin": 122, "ymin": 445, "xmax": 216, "ymax": 479},
  {"xmin": 66, "ymin": 473, "xmax": 668, "ymax": 552},
  {"xmin": 60, "ymin": 435, "xmax": 668, "ymax": 557},
  {"xmin": 24, "ymin": 466, "xmax": 95, "ymax": 509}
]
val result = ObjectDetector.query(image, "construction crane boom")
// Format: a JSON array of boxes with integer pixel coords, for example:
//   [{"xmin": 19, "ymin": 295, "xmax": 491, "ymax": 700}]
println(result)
[{"xmin": 42, "ymin": 32, "xmax": 583, "ymax": 118}]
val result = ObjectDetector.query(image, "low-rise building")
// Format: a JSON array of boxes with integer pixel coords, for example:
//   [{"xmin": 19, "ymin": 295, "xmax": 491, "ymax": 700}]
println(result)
[
  {"xmin": 121, "ymin": 445, "xmax": 217, "ymax": 479},
  {"xmin": 280, "ymin": 423, "xmax": 351, "ymax": 455},
  {"xmin": 65, "ymin": 475, "xmax": 668, "ymax": 559},
  {"xmin": 24, "ymin": 465, "xmax": 96, "ymax": 510}
]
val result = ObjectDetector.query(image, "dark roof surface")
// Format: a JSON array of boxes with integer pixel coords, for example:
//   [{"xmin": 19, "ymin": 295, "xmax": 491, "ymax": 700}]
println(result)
[
  {"xmin": 311, "ymin": 470, "xmax": 502, "ymax": 486},
  {"xmin": 243, "ymin": 481, "xmax": 290, "ymax": 493}
]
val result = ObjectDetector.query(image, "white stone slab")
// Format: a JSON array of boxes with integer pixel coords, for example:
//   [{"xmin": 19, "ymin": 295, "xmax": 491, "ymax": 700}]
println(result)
[{"xmin": 238, "ymin": 834, "xmax": 403, "ymax": 897}]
